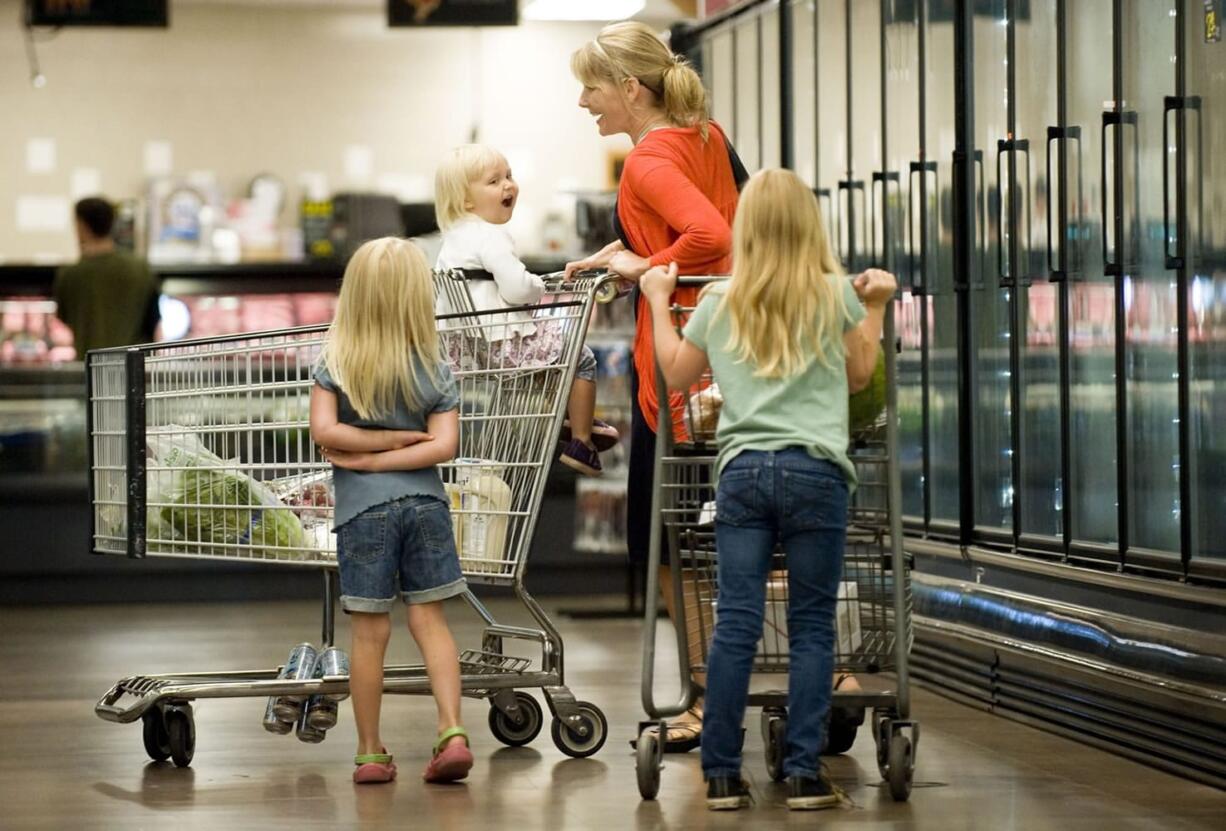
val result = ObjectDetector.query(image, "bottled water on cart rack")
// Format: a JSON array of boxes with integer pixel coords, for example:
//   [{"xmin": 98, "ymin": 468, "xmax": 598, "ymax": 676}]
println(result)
[
  {"xmin": 296, "ymin": 705, "xmax": 326, "ymax": 743},
  {"xmin": 262, "ymin": 694, "xmax": 294, "ymax": 735},
  {"xmin": 317, "ymin": 646, "xmax": 350, "ymax": 702}
]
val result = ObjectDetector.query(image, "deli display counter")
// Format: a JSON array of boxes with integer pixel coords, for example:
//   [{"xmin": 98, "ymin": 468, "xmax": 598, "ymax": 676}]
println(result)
[{"xmin": 0, "ymin": 256, "xmax": 602, "ymax": 603}]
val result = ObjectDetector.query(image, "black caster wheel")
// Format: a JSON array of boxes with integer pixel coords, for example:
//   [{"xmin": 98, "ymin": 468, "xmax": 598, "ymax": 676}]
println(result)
[
  {"xmin": 873, "ymin": 710, "xmax": 893, "ymax": 778},
  {"xmin": 886, "ymin": 733, "xmax": 914, "ymax": 801},
  {"xmin": 141, "ymin": 708, "xmax": 170, "ymax": 762},
  {"xmin": 550, "ymin": 701, "xmax": 608, "ymax": 759},
  {"xmin": 763, "ymin": 712, "xmax": 788, "ymax": 782},
  {"xmin": 488, "ymin": 691, "xmax": 544, "ymax": 747},
  {"xmin": 635, "ymin": 726, "xmax": 661, "ymax": 800},
  {"xmin": 165, "ymin": 705, "xmax": 195, "ymax": 768}
]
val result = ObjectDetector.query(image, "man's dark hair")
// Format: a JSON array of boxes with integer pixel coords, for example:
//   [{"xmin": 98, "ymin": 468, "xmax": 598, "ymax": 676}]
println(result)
[{"xmin": 75, "ymin": 197, "xmax": 115, "ymax": 238}]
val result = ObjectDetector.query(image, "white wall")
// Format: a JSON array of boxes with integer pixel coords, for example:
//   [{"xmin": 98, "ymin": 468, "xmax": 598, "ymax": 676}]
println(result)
[{"xmin": 0, "ymin": 1, "xmax": 633, "ymax": 261}]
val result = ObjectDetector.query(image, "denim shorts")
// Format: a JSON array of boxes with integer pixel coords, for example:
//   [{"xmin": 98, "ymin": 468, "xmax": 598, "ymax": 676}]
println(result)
[{"xmin": 336, "ymin": 494, "xmax": 467, "ymax": 613}]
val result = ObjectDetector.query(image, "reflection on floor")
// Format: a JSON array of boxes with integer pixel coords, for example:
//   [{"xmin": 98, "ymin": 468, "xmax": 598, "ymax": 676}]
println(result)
[{"xmin": 1, "ymin": 597, "xmax": 1222, "ymax": 830}]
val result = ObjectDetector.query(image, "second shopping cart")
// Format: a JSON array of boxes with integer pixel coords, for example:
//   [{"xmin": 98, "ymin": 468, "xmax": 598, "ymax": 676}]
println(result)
[{"xmin": 633, "ymin": 275, "xmax": 919, "ymax": 801}]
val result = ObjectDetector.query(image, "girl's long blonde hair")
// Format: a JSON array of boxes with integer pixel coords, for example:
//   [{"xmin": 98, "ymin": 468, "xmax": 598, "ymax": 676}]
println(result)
[
  {"xmin": 570, "ymin": 21, "xmax": 710, "ymax": 140},
  {"xmin": 714, "ymin": 168, "xmax": 847, "ymax": 378},
  {"xmin": 323, "ymin": 237, "xmax": 441, "ymax": 420}
]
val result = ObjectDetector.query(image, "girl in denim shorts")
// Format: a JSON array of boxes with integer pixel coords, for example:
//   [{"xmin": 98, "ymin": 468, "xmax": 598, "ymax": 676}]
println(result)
[
  {"xmin": 310, "ymin": 237, "xmax": 473, "ymax": 785},
  {"xmin": 640, "ymin": 169, "xmax": 897, "ymax": 811}
]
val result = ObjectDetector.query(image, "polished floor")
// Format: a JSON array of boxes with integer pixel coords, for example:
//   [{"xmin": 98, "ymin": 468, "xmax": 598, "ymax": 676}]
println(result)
[{"xmin": 1, "ymin": 595, "xmax": 1222, "ymax": 830}]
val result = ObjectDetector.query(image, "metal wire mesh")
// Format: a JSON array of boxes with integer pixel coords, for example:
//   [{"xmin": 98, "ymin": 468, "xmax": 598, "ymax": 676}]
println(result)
[
  {"xmin": 87, "ymin": 272, "xmax": 608, "ymax": 584},
  {"xmin": 658, "ymin": 290, "xmax": 909, "ymax": 676}
]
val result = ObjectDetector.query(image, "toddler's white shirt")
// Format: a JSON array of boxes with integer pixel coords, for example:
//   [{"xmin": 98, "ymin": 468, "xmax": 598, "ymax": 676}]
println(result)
[{"xmin": 436, "ymin": 216, "xmax": 546, "ymax": 340}]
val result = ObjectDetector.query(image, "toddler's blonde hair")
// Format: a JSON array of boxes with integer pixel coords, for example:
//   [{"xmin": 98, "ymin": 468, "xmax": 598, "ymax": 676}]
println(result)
[
  {"xmin": 434, "ymin": 144, "xmax": 506, "ymax": 230},
  {"xmin": 712, "ymin": 168, "xmax": 847, "ymax": 378},
  {"xmin": 323, "ymin": 237, "xmax": 442, "ymax": 419}
]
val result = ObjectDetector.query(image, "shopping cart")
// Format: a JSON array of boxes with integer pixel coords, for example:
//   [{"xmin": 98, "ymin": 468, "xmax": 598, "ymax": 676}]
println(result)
[
  {"xmin": 634, "ymin": 276, "xmax": 918, "ymax": 801},
  {"xmin": 88, "ymin": 270, "xmax": 617, "ymax": 768}
]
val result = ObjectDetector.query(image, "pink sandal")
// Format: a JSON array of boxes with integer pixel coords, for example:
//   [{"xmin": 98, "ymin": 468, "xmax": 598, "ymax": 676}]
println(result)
[
  {"xmin": 353, "ymin": 749, "xmax": 397, "ymax": 784},
  {"xmin": 422, "ymin": 727, "xmax": 473, "ymax": 783}
]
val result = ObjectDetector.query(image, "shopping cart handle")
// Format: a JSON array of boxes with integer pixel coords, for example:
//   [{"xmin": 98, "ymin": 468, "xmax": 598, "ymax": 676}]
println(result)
[{"xmin": 95, "ymin": 686, "xmax": 146, "ymax": 723}]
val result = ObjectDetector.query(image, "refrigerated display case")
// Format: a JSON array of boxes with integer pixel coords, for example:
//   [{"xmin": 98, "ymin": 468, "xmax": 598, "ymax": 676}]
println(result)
[{"xmin": 0, "ymin": 262, "xmax": 344, "ymax": 594}]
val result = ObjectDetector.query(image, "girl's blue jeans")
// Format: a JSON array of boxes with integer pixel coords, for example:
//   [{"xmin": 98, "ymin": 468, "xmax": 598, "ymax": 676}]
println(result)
[{"xmin": 700, "ymin": 447, "xmax": 849, "ymax": 781}]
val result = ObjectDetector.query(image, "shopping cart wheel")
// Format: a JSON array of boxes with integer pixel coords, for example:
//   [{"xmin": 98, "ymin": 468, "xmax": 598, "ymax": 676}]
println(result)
[
  {"xmin": 762, "ymin": 709, "xmax": 788, "ymax": 782},
  {"xmin": 885, "ymin": 733, "xmax": 914, "ymax": 802},
  {"xmin": 550, "ymin": 701, "xmax": 608, "ymax": 759},
  {"xmin": 873, "ymin": 709, "xmax": 893, "ymax": 778},
  {"xmin": 635, "ymin": 726, "xmax": 661, "ymax": 800},
  {"xmin": 165, "ymin": 705, "xmax": 196, "ymax": 768},
  {"xmin": 141, "ymin": 708, "xmax": 171, "ymax": 762},
  {"xmin": 488, "ymin": 691, "xmax": 544, "ymax": 747}
]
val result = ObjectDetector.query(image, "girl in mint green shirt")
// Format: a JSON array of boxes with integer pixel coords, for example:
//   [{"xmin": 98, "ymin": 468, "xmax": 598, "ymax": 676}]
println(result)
[{"xmin": 641, "ymin": 168, "xmax": 896, "ymax": 812}]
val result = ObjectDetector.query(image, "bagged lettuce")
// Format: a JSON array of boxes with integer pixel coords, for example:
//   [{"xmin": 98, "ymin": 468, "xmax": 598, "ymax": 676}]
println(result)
[{"xmin": 163, "ymin": 467, "xmax": 308, "ymax": 558}]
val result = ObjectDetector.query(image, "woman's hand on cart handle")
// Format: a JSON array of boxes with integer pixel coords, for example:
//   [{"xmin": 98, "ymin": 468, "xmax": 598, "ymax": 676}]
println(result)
[
  {"xmin": 564, "ymin": 239, "xmax": 625, "ymax": 279},
  {"xmin": 608, "ymin": 250, "xmax": 652, "ymax": 283},
  {"xmin": 640, "ymin": 261, "xmax": 679, "ymax": 305},
  {"xmin": 853, "ymin": 268, "xmax": 898, "ymax": 308}
]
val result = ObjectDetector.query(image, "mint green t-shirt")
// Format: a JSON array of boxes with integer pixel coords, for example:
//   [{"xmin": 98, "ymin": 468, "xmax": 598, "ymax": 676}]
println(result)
[{"xmin": 681, "ymin": 276, "xmax": 867, "ymax": 486}]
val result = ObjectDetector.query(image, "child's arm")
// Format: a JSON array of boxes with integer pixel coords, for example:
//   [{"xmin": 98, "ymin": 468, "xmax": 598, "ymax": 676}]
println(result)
[
  {"xmin": 482, "ymin": 227, "xmax": 546, "ymax": 305},
  {"xmin": 844, "ymin": 269, "xmax": 896, "ymax": 392},
  {"xmin": 309, "ymin": 385, "xmax": 434, "ymax": 452},
  {"xmin": 641, "ymin": 263, "xmax": 710, "ymax": 390},
  {"xmin": 322, "ymin": 409, "xmax": 459, "ymax": 473}
]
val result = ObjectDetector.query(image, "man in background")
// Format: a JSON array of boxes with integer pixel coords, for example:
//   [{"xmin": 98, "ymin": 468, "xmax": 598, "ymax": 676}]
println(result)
[{"xmin": 53, "ymin": 197, "xmax": 159, "ymax": 356}]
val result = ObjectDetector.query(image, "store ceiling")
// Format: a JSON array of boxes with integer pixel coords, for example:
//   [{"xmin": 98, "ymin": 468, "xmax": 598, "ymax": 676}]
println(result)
[{"xmin": 179, "ymin": 0, "xmax": 693, "ymax": 23}]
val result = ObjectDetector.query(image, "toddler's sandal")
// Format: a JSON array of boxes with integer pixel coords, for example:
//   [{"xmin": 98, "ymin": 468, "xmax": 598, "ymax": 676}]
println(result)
[
  {"xmin": 353, "ymin": 750, "xmax": 397, "ymax": 784},
  {"xmin": 423, "ymin": 726, "xmax": 474, "ymax": 784}
]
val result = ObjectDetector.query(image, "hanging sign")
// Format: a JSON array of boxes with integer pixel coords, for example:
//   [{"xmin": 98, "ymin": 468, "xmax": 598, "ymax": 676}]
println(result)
[
  {"xmin": 388, "ymin": 0, "xmax": 517, "ymax": 27},
  {"xmin": 1206, "ymin": 0, "xmax": 1222, "ymax": 43}
]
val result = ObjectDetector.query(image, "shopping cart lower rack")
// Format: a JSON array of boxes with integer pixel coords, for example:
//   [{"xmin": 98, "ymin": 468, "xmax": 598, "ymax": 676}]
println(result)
[{"xmin": 88, "ymin": 271, "xmax": 618, "ymax": 767}]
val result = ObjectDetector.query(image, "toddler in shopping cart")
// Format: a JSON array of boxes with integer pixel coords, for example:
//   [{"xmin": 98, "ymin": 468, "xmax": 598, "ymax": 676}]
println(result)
[
  {"xmin": 309, "ymin": 237, "xmax": 473, "ymax": 785},
  {"xmin": 434, "ymin": 143, "xmax": 619, "ymax": 476},
  {"xmin": 641, "ymin": 168, "xmax": 897, "ymax": 811}
]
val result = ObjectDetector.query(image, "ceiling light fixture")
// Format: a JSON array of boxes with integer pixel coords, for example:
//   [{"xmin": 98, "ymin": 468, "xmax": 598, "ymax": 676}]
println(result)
[{"xmin": 522, "ymin": 0, "xmax": 646, "ymax": 22}]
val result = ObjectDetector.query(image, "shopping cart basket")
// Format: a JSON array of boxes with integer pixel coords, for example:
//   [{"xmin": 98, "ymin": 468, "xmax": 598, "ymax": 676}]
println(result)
[
  {"xmin": 634, "ymin": 276, "xmax": 919, "ymax": 801},
  {"xmin": 88, "ymin": 271, "xmax": 617, "ymax": 767}
]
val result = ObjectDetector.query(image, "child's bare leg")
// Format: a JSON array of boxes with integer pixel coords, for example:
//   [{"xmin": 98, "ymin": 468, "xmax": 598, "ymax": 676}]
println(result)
[
  {"xmin": 350, "ymin": 612, "xmax": 392, "ymax": 755},
  {"xmin": 567, "ymin": 379, "xmax": 597, "ymax": 446},
  {"xmin": 407, "ymin": 601, "xmax": 463, "ymax": 745}
]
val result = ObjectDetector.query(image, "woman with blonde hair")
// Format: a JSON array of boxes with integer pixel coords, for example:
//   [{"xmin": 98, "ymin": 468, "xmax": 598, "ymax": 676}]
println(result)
[
  {"xmin": 310, "ymin": 237, "xmax": 473, "ymax": 785},
  {"xmin": 641, "ymin": 169, "xmax": 896, "ymax": 811},
  {"xmin": 567, "ymin": 19, "xmax": 745, "ymax": 752}
]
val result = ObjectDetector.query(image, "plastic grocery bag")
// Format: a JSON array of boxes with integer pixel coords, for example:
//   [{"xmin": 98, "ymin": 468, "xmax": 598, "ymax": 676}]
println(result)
[{"xmin": 146, "ymin": 428, "xmax": 309, "ymax": 559}]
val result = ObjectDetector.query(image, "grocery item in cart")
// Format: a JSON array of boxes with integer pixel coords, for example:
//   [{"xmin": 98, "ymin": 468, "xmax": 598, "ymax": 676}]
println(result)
[
  {"xmin": 683, "ymin": 382, "xmax": 723, "ymax": 441},
  {"xmin": 147, "ymin": 430, "xmax": 309, "ymax": 559},
  {"xmin": 273, "ymin": 643, "xmax": 318, "ymax": 723},
  {"xmin": 262, "ymin": 694, "xmax": 294, "ymax": 735},
  {"xmin": 457, "ymin": 469, "xmax": 511, "ymax": 574}
]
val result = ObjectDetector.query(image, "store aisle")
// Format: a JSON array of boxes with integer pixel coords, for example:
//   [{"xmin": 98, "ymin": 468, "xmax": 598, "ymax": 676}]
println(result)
[{"xmin": 0, "ymin": 597, "xmax": 1221, "ymax": 830}]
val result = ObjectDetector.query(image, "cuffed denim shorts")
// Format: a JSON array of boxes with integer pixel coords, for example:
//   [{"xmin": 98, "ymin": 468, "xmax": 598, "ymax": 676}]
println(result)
[{"xmin": 336, "ymin": 494, "xmax": 467, "ymax": 613}]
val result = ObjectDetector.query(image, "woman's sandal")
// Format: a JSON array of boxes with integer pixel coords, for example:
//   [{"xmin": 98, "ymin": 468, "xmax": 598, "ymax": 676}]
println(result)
[
  {"xmin": 353, "ymin": 749, "xmax": 397, "ymax": 784},
  {"xmin": 422, "ymin": 726, "xmax": 474, "ymax": 784}
]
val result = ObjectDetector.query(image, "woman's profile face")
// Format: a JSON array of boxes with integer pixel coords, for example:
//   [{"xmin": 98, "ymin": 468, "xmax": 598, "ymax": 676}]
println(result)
[{"xmin": 578, "ymin": 81, "xmax": 632, "ymax": 138}]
